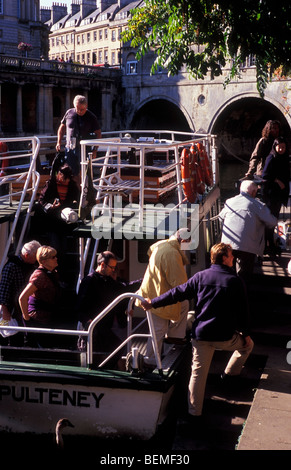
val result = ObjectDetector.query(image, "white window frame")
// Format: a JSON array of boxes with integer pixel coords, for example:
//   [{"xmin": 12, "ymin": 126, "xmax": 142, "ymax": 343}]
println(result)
[{"xmin": 126, "ymin": 61, "xmax": 137, "ymax": 75}]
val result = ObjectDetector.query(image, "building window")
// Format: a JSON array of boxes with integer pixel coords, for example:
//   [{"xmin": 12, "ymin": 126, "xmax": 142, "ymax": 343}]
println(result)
[
  {"xmin": 104, "ymin": 49, "xmax": 108, "ymax": 62},
  {"xmin": 82, "ymin": 34, "xmax": 85, "ymax": 44},
  {"xmin": 239, "ymin": 54, "xmax": 256, "ymax": 68},
  {"xmin": 111, "ymin": 30, "xmax": 116, "ymax": 41},
  {"xmin": 87, "ymin": 33, "xmax": 91, "ymax": 43},
  {"xmin": 94, "ymin": 31, "xmax": 97, "ymax": 41},
  {"xmin": 126, "ymin": 61, "xmax": 137, "ymax": 74},
  {"xmin": 98, "ymin": 50, "xmax": 102, "ymax": 63},
  {"xmin": 104, "ymin": 29, "xmax": 108, "ymax": 39},
  {"xmin": 99, "ymin": 30, "xmax": 102, "ymax": 40},
  {"xmin": 71, "ymin": 33, "xmax": 74, "ymax": 43},
  {"xmin": 111, "ymin": 51, "xmax": 115, "ymax": 65},
  {"xmin": 87, "ymin": 52, "xmax": 90, "ymax": 63},
  {"xmin": 77, "ymin": 35, "xmax": 80, "ymax": 45}
]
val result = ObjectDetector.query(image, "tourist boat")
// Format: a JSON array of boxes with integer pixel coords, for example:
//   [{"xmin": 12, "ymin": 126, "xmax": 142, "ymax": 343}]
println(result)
[{"xmin": 0, "ymin": 131, "xmax": 220, "ymax": 440}]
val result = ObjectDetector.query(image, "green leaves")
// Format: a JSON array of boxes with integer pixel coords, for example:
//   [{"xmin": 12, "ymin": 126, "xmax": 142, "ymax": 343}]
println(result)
[{"xmin": 121, "ymin": 0, "xmax": 291, "ymax": 97}]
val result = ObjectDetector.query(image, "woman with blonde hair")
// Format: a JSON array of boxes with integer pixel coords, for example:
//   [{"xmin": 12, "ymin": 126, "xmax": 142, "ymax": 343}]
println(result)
[{"xmin": 19, "ymin": 246, "xmax": 60, "ymax": 341}]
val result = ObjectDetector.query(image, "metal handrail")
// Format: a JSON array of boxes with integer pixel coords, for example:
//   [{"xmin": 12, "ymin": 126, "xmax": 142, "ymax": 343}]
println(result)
[
  {"xmin": 86, "ymin": 292, "xmax": 162, "ymax": 370},
  {"xmin": 80, "ymin": 131, "xmax": 217, "ymax": 219},
  {"xmin": 0, "ymin": 136, "xmax": 41, "ymax": 272},
  {"xmin": 0, "ymin": 293, "xmax": 162, "ymax": 372},
  {"xmin": 77, "ymin": 130, "xmax": 217, "ymax": 287}
]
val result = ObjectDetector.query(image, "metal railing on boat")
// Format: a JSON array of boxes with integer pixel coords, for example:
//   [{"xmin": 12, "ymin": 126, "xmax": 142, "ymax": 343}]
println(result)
[
  {"xmin": 0, "ymin": 136, "xmax": 41, "ymax": 272},
  {"xmin": 77, "ymin": 130, "xmax": 218, "ymax": 285},
  {"xmin": 0, "ymin": 293, "xmax": 163, "ymax": 373}
]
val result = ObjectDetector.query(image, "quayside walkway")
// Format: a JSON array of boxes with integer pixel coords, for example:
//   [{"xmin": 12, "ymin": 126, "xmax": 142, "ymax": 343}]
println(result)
[{"xmin": 237, "ymin": 252, "xmax": 291, "ymax": 450}]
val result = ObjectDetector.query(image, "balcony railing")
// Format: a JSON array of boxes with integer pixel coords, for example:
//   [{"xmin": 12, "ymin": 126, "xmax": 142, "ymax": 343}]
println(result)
[{"xmin": 0, "ymin": 55, "xmax": 120, "ymax": 75}]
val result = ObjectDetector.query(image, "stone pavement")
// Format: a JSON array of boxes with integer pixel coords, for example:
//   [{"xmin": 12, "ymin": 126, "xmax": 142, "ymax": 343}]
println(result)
[{"xmin": 237, "ymin": 344, "xmax": 291, "ymax": 450}]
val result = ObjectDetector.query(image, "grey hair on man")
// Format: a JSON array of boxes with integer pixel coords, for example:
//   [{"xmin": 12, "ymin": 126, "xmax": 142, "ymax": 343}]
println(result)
[
  {"xmin": 73, "ymin": 95, "xmax": 87, "ymax": 107},
  {"xmin": 240, "ymin": 180, "xmax": 258, "ymax": 197},
  {"xmin": 175, "ymin": 228, "xmax": 192, "ymax": 243},
  {"xmin": 21, "ymin": 240, "xmax": 41, "ymax": 256}
]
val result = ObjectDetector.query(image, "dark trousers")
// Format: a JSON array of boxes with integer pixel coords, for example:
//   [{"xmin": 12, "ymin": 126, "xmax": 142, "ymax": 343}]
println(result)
[{"xmin": 232, "ymin": 249, "xmax": 256, "ymax": 285}]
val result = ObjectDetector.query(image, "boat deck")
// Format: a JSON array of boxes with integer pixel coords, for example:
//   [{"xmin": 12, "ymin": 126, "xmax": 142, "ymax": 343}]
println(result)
[{"xmin": 0, "ymin": 200, "xmax": 31, "ymax": 223}]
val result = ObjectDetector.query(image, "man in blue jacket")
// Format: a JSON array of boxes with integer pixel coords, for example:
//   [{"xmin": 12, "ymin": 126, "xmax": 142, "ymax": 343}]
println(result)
[{"xmin": 141, "ymin": 243, "xmax": 254, "ymax": 421}]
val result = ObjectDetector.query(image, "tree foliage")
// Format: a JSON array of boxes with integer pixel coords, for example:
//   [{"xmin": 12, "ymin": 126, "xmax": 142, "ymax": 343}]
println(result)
[{"xmin": 122, "ymin": 0, "xmax": 291, "ymax": 97}]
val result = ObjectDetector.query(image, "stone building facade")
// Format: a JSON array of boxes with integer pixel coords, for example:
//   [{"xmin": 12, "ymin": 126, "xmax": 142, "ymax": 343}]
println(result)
[
  {"xmin": 0, "ymin": 0, "xmax": 290, "ymax": 168},
  {"xmin": 46, "ymin": 0, "xmax": 142, "ymax": 67},
  {"xmin": 0, "ymin": 0, "xmax": 48, "ymax": 58}
]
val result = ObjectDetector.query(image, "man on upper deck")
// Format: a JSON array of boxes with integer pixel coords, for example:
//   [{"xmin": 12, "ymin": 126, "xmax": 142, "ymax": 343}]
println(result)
[{"xmin": 56, "ymin": 95, "xmax": 101, "ymax": 178}]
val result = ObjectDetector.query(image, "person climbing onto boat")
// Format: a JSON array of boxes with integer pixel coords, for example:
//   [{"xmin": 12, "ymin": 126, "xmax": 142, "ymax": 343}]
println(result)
[
  {"xmin": 140, "ymin": 243, "xmax": 254, "ymax": 427},
  {"xmin": 219, "ymin": 179, "xmax": 277, "ymax": 284},
  {"xmin": 0, "ymin": 240, "xmax": 41, "ymax": 345},
  {"xmin": 76, "ymin": 251, "xmax": 141, "ymax": 353},
  {"xmin": 136, "ymin": 229, "xmax": 190, "ymax": 367}
]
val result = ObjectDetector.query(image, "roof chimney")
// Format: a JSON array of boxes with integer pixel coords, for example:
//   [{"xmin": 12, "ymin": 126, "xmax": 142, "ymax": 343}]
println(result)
[
  {"xmin": 51, "ymin": 2, "xmax": 68, "ymax": 24},
  {"xmin": 80, "ymin": 0, "xmax": 97, "ymax": 18}
]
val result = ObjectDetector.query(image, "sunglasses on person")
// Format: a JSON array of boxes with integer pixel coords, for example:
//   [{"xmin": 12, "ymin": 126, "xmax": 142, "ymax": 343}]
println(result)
[{"xmin": 105, "ymin": 263, "xmax": 117, "ymax": 272}]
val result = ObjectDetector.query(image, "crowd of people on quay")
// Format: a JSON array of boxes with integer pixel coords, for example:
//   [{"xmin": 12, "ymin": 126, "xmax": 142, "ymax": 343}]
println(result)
[{"xmin": 0, "ymin": 113, "xmax": 290, "ymax": 427}]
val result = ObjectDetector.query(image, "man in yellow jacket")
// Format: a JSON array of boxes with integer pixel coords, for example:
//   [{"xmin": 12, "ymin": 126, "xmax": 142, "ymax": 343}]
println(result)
[{"xmin": 137, "ymin": 229, "xmax": 190, "ymax": 366}]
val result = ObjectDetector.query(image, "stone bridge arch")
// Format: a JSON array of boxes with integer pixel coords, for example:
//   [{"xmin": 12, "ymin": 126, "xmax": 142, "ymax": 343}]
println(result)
[
  {"xmin": 129, "ymin": 96, "xmax": 194, "ymax": 132},
  {"xmin": 208, "ymin": 92, "xmax": 291, "ymax": 164}
]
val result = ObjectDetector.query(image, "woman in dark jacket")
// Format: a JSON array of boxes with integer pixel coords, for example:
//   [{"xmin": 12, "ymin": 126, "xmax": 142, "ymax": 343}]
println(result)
[
  {"xmin": 39, "ymin": 163, "xmax": 80, "ymax": 218},
  {"xmin": 262, "ymin": 137, "xmax": 290, "ymax": 253},
  {"xmin": 36, "ymin": 164, "xmax": 80, "ymax": 260}
]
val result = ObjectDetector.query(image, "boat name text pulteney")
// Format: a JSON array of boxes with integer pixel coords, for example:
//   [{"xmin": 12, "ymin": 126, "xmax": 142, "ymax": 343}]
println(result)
[{"xmin": 0, "ymin": 385, "xmax": 104, "ymax": 408}]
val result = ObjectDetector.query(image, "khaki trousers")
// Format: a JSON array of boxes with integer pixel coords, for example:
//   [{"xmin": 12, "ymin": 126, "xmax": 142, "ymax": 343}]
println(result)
[
  {"xmin": 145, "ymin": 300, "xmax": 189, "ymax": 365},
  {"xmin": 188, "ymin": 333, "xmax": 254, "ymax": 416}
]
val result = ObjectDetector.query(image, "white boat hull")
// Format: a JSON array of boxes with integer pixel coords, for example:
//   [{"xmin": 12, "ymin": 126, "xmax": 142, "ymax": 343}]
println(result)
[{"xmin": 0, "ymin": 376, "xmax": 175, "ymax": 439}]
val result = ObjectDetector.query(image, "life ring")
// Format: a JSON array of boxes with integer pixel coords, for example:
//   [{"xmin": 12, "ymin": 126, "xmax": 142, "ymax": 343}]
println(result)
[
  {"xmin": 196, "ymin": 142, "xmax": 213, "ymax": 187},
  {"xmin": 0, "ymin": 142, "xmax": 8, "ymax": 176},
  {"xmin": 180, "ymin": 147, "xmax": 197, "ymax": 203},
  {"xmin": 190, "ymin": 144, "xmax": 205, "ymax": 195}
]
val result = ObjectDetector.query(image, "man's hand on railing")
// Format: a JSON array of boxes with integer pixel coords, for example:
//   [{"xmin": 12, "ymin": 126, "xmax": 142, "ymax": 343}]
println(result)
[
  {"xmin": 140, "ymin": 298, "xmax": 152, "ymax": 311},
  {"xmin": 126, "ymin": 309, "xmax": 134, "ymax": 317}
]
